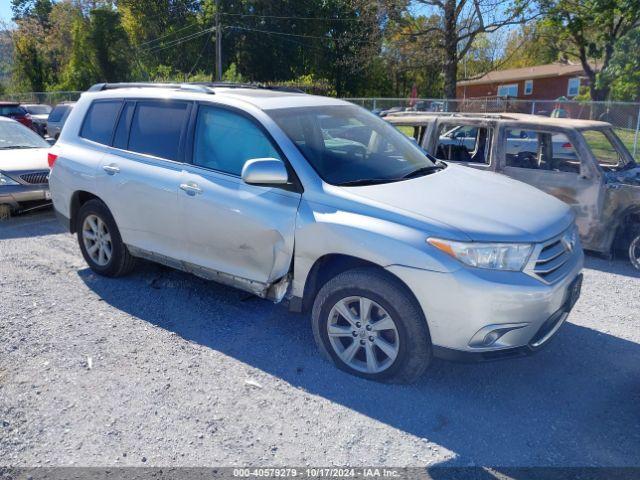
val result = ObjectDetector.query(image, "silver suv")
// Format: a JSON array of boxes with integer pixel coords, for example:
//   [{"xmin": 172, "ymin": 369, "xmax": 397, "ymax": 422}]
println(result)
[{"xmin": 49, "ymin": 83, "xmax": 584, "ymax": 383}]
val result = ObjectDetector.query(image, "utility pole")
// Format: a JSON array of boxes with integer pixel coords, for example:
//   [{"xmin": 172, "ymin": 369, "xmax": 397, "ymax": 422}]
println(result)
[{"xmin": 215, "ymin": 0, "xmax": 222, "ymax": 81}]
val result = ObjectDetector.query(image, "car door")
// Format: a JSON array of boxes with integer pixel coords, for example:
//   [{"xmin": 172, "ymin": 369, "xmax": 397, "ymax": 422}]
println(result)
[
  {"xmin": 432, "ymin": 120, "xmax": 493, "ymax": 170},
  {"xmin": 179, "ymin": 103, "xmax": 301, "ymax": 285},
  {"xmin": 499, "ymin": 126, "xmax": 603, "ymax": 238},
  {"xmin": 94, "ymin": 99, "xmax": 192, "ymax": 259}
]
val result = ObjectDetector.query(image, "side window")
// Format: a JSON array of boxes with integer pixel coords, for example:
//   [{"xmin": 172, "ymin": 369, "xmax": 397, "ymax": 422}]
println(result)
[
  {"xmin": 582, "ymin": 129, "xmax": 623, "ymax": 168},
  {"xmin": 504, "ymin": 129, "xmax": 580, "ymax": 173},
  {"xmin": 435, "ymin": 123, "xmax": 490, "ymax": 164},
  {"xmin": 113, "ymin": 102, "xmax": 135, "ymax": 150},
  {"xmin": 128, "ymin": 101, "xmax": 189, "ymax": 161},
  {"xmin": 193, "ymin": 106, "xmax": 282, "ymax": 176},
  {"xmin": 80, "ymin": 100, "xmax": 122, "ymax": 145}
]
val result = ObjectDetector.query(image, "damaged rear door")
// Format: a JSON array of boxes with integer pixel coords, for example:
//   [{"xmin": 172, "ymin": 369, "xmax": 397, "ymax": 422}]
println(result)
[{"xmin": 179, "ymin": 103, "xmax": 301, "ymax": 293}]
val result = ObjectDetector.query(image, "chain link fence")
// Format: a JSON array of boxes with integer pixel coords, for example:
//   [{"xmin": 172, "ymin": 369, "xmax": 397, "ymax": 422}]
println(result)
[
  {"xmin": 346, "ymin": 97, "xmax": 640, "ymax": 160},
  {"xmin": 2, "ymin": 90, "xmax": 638, "ymax": 159},
  {"xmin": 1, "ymin": 91, "xmax": 83, "ymax": 105}
]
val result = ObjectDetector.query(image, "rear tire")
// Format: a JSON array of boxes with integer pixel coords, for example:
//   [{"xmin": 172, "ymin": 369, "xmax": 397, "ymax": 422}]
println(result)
[
  {"xmin": 311, "ymin": 268, "xmax": 432, "ymax": 383},
  {"xmin": 76, "ymin": 199, "xmax": 136, "ymax": 277}
]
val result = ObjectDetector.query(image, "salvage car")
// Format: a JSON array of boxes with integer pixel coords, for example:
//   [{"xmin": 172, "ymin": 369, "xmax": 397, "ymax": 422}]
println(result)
[
  {"xmin": 49, "ymin": 84, "xmax": 583, "ymax": 382},
  {"xmin": 0, "ymin": 117, "xmax": 52, "ymax": 219},
  {"xmin": 386, "ymin": 112, "xmax": 640, "ymax": 269}
]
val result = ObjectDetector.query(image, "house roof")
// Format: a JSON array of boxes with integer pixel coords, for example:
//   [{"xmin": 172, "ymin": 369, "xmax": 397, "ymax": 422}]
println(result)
[{"xmin": 458, "ymin": 63, "xmax": 588, "ymax": 86}]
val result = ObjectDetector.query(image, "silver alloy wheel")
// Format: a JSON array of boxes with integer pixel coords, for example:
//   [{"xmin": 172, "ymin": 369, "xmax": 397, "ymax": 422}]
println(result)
[
  {"xmin": 327, "ymin": 296, "xmax": 400, "ymax": 374},
  {"xmin": 629, "ymin": 233, "xmax": 640, "ymax": 270},
  {"xmin": 82, "ymin": 214, "xmax": 112, "ymax": 266}
]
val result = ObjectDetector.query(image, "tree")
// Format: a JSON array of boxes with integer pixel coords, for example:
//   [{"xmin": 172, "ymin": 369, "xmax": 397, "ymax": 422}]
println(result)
[
  {"xmin": 542, "ymin": 0, "xmax": 640, "ymax": 101},
  {"xmin": 12, "ymin": 18, "xmax": 49, "ymax": 91},
  {"xmin": 407, "ymin": 0, "xmax": 532, "ymax": 99},
  {"xmin": 11, "ymin": 0, "xmax": 52, "ymax": 23},
  {"xmin": 499, "ymin": 22, "xmax": 560, "ymax": 69},
  {"xmin": 608, "ymin": 27, "xmax": 640, "ymax": 101},
  {"xmin": 88, "ymin": 8, "xmax": 130, "ymax": 82}
]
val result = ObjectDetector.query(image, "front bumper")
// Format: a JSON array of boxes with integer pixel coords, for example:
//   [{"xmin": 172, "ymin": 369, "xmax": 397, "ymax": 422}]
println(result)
[
  {"xmin": 0, "ymin": 185, "xmax": 51, "ymax": 211},
  {"xmin": 386, "ymin": 248, "xmax": 583, "ymax": 357}
]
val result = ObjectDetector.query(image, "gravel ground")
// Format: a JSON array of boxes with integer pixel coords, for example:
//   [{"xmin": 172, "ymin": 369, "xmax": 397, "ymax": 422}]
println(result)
[{"xmin": 1, "ymin": 210, "xmax": 639, "ymax": 468}]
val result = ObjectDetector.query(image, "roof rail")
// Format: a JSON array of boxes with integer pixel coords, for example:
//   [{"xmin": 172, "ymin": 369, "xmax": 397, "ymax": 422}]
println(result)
[
  {"xmin": 87, "ymin": 82, "xmax": 305, "ymax": 94},
  {"xmin": 87, "ymin": 82, "xmax": 215, "ymax": 94}
]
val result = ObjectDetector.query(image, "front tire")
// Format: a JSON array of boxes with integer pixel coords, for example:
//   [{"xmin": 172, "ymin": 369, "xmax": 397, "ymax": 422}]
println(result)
[
  {"xmin": 627, "ymin": 226, "xmax": 640, "ymax": 270},
  {"xmin": 311, "ymin": 268, "xmax": 432, "ymax": 383},
  {"xmin": 76, "ymin": 199, "xmax": 136, "ymax": 277}
]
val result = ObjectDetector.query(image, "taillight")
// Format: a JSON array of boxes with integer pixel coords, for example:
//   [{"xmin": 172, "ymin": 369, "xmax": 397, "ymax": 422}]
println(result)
[
  {"xmin": 562, "ymin": 142, "xmax": 572, "ymax": 149},
  {"xmin": 48, "ymin": 153, "xmax": 58, "ymax": 168}
]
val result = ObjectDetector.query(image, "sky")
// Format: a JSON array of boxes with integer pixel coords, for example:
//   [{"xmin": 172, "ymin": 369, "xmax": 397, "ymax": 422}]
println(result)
[{"xmin": 0, "ymin": 2, "xmax": 13, "ymax": 25}]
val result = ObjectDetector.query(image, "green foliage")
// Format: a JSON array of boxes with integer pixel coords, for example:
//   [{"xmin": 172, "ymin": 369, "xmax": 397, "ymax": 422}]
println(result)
[
  {"xmin": 5, "ymin": 0, "xmax": 639, "ymax": 100},
  {"xmin": 541, "ymin": 0, "xmax": 640, "ymax": 100},
  {"xmin": 221, "ymin": 63, "xmax": 245, "ymax": 83}
]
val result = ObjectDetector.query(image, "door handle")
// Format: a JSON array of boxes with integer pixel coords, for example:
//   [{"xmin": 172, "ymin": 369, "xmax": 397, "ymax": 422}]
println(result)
[
  {"xmin": 179, "ymin": 182, "xmax": 202, "ymax": 196},
  {"xmin": 103, "ymin": 164, "xmax": 120, "ymax": 175}
]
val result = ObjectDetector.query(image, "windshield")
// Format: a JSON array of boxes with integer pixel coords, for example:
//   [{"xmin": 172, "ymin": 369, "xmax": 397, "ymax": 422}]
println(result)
[
  {"xmin": 24, "ymin": 105, "xmax": 51, "ymax": 115},
  {"xmin": 582, "ymin": 128, "xmax": 636, "ymax": 170},
  {"xmin": 0, "ymin": 121, "xmax": 50, "ymax": 149},
  {"xmin": 267, "ymin": 105, "xmax": 438, "ymax": 185}
]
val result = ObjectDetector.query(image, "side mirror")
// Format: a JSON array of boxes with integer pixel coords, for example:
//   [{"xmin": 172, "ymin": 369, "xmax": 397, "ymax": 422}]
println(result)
[
  {"xmin": 46, "ymin": 137, "xmax": 56, "ymax": 146},
  {"xmin": 241, "ymin": 158, "xmax": 289, "ymax": 185}
]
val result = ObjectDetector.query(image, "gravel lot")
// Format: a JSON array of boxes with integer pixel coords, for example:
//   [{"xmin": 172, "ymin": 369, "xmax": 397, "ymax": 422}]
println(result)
[{"xmin": 1, "ymin": 210, "xmax": 639, "ymax": 468}]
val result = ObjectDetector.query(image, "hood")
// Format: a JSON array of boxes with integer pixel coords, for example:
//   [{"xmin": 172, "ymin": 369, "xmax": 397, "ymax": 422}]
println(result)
[
  {"xmin": 605, "ymin": 165, "xmax": 640, "ymax": 187},
  {"xmin": 31, "ymin": 114, "xmax": 48, "ymax": 123},
  {"xmin": 0, "ymin": 148, "xmax": 50, "ymax": 173},
  {"xmin": 342, "ymin": 164, "xmax": 574, "ymax": 243}
]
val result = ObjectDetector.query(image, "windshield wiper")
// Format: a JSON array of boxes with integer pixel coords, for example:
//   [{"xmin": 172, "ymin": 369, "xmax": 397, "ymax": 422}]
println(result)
[
  {"xmin": 402, "ymin": 163, "xmax": 446, "ymax": 179},
  {"xmin": 336, "ymin": 178, "xmax": 397, "ymax": 186},
  {"xmin": 0, "ymin": 145, "xmax": 38, "ymax": 150}
]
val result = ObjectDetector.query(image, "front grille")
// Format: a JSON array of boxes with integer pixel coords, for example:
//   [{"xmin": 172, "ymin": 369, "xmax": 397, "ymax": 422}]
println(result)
[
  {"xmin": 526, "ymin": 228, "xmax": 576, "ymax": 284},
  {"xmin": 19, "ymin": 171, "xmax": 49, "ymax": 185}
]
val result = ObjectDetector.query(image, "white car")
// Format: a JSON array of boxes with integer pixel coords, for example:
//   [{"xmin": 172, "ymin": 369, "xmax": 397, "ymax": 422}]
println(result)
[{"xmin": 0, "ymin": 117, "xmax": 51, "ymax": 218}]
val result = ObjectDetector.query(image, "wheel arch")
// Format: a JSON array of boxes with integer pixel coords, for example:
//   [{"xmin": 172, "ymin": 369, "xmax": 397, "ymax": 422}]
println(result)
[
  {"xmin": 295, "ymin": 254, "xmax": 423, "ymax": 318},
  {"xmin": 613, "ymin": 207, "xmax": 640, "ymax": 252},
  {"xmin": 69, "ymin": 191, "xmax": 105, "ymax": 233}
]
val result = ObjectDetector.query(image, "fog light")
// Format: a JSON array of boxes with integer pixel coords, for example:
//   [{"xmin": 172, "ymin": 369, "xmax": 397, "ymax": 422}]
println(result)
[
  {"xmin": 482, "ymin": 331, "xmax": 503, "ymax": 346},
  {"xmin": 468, "ymin": 323, "xmax": 529, "ymax": 348}
]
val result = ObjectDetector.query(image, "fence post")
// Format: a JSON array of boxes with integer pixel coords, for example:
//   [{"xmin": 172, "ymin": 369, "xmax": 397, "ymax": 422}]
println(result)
[
  {"xmin": 531, "ymin": 101, "xmax": 536, "ymax": 115},
  {"xmin": 373, "ymin": 98, "xmax": 377, "ymax": 111},
  {"xmin": 633, "ymin": 105, "xmax": 640, "ymax": 159}
]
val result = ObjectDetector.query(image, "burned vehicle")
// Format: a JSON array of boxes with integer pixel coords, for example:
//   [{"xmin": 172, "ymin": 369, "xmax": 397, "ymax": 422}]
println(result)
[{"xmin": 385, "ymin": 112, "xmax": 640, "ymax": 269}]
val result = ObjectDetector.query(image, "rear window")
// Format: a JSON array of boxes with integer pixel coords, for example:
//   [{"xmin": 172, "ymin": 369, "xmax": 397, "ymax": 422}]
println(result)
[
  {"xmin": 127, "ymin": 101, "xmax": 189, "ymax": 160},
  {"xmin": 48, "ymin": 105, "xmax": 69, "ymax": 122},
  {"xmin": 0, "ymin": 105, "xmax": 25, "ymax": 116},
  {"xmin": 80, "ymin": 100, "xmax": 123, "ymax": 145}
]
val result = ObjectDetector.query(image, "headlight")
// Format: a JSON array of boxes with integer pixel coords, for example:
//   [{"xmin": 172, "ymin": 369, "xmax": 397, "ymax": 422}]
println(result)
[
  {"xmin": 0, "ymin": 172, "xmax": 19, "ymax": 186},
  {"xmin": 428, "ymin": 238, "xmax": 533, "ymax": 271}
]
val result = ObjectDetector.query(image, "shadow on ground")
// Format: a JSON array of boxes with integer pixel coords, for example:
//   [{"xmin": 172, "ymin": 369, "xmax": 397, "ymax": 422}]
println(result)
[
  {"xmin": 78, "ymin": 261, "xmax": 640, "ymax": 469},
  {"xmin": 0, "ymin": 209, "xmax": 63, "ymax": 240},
  {"xmin": 584, "ymin": 255, "xmax": 640, "ymax": 278}
]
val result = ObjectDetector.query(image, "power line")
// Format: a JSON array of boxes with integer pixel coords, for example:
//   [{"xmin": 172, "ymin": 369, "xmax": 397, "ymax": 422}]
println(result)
[
  {"xmin": 142, "ymin": 27, "xmax": 216, "ymax": 53},
  {"xmin": 187, "ymin": 28, "xmax": 214, "ymax": 77},
  {"xmin": 138, "ymin": 22, "xmax": 198, "ymax": 47},
  {"xmin": 218, "ymin": 12, "xmax": 371, "ymax": 22},
  {"xmin": 226, "ymin": 25, "xmax": 334, "ymax": 40},
  {"xmin": 226, "ymin": 25, "xmax": 325, "ymax": 52}
]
